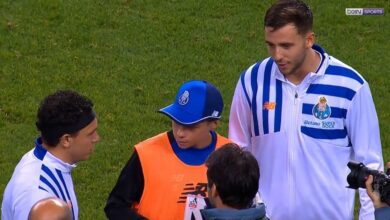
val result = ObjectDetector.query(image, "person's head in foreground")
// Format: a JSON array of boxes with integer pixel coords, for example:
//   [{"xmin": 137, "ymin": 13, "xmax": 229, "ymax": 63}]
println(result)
[
  {"xmin": 205, "ymin": 143, "xmax": 260, "ymax": 209},
  {"xmin": 28, "ymin": 197, "xmax": 72, "ymax": 220}
]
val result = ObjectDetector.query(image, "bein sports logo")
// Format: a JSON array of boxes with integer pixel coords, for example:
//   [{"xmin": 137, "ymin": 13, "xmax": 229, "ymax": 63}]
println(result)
[{"xmin": 346, "ymin": 8, "xmax": 384, "ymax": 16}]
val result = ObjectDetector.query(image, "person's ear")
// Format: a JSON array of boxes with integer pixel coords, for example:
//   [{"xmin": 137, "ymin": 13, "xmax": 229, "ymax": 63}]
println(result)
[
  {"xmin": 59, "ymin": 134, "xmax": 72, "ymax": 149},
  {"xmin": 305, "ymin": 32, "xmax": 315, "ymax": 48},
  {"xmin": 210, "ymin": 183, "xmax": 219, "ymax": 198},
  {"xmin": 208, "ymin": 120, "xmax": 219, "ymax": 130}
]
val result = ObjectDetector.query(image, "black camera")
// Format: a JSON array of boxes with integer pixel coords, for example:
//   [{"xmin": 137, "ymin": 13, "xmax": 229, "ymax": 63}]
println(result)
[{"xmin": 347, "ymin": 160, "xmax": 390, "ymax": 206}]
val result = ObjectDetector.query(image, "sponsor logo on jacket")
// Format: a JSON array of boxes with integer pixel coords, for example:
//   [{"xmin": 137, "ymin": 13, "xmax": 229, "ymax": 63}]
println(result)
[{"xmin": 177, "ymin": 183, "xmax": 207, "ymax": 203}]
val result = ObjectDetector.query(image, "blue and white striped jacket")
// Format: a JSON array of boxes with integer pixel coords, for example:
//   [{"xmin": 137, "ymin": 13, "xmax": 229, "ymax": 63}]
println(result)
[
  {"xmin": 2, "ymin": 138, "xmax": 78, "ymax": 220},
  {"xmin": 229, "ymin": 45, "xmax": 383, "ymax": 220}
]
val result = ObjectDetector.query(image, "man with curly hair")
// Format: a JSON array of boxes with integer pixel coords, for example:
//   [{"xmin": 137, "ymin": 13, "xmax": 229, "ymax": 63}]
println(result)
[{"xmin": 2, "ymin": 90, "xmax": 100, "ymax": 220}]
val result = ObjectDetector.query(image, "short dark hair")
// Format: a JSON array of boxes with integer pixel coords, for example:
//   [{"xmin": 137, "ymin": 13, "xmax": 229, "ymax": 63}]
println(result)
[
  {"xmin": 264, "ymin": 0, "xmax": 313, "ymax": 35},
  {"xmin": 36, "ymin": 90, "xmax": 95, "ymax": 146},
  {"xmin": 206, "ymin": 143, "xmax": 259, "ymax": 209}
]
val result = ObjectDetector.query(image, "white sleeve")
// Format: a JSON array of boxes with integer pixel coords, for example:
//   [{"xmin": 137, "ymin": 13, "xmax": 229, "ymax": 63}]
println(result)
[
  {"xmin": 228, "ymin": 77, "xmax": 253, "ymax": 151},
  {"xmin": 12, "ymin": 189, "xmax": 52, "ymax": 220},
  {"xmin": 346, "ymin": 82, "xmax": 384, "ymax": 220}
]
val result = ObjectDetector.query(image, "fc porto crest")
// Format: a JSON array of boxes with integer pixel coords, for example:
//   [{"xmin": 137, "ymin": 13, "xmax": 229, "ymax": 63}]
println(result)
[
  {"xmin": 312, "ymin": 96, "xmax": 331, "ymax": 120},
  {"xmin": 178, "ymin": 90, "xmax": 190, "ymax": 105}
]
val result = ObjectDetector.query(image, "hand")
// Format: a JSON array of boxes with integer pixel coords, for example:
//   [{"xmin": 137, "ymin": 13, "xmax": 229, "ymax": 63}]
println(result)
[
  {"xmin": 386, "ymin": 161, "xmax": 390, "ymax": 175},
  {"xmin": 365, "ymin": 175, "xmax": 388, "ymax": 209}
]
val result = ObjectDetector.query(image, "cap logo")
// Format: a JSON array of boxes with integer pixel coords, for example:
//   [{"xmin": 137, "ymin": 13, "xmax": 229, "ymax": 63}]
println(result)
[
  {"xmin": 212, "ymin": 110, "xmax": 219, "ymax": 117},
  {"xmin": 178, "ymin": 90, "xmax": 190, "ymax": 105}
]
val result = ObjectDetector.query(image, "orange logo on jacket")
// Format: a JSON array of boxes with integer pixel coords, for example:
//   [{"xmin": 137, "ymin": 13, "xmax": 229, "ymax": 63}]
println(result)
[{"xmin": 263, "ymin": 102, "xmax": 276, "ymax": 110}]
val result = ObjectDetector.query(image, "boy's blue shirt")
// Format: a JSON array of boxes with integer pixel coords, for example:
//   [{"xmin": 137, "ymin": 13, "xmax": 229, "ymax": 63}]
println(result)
[{"xmin": 171, "ymin": 131, "xmax": 217, "ymax": 165}]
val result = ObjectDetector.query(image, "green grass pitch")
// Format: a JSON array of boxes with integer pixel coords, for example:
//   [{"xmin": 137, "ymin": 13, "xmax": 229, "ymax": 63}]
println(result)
[{"xmin": 0, "ymin": 0, "xmax": 388, "ymax": 219}]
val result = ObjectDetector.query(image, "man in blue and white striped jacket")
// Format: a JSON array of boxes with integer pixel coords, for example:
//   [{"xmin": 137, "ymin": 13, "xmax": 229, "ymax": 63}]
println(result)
[
  {"xmin": 2, "ymin": 90, "xmax": 100, "ymax": 220},
  {"xmin": 229, "ymin": 1, "xmax": 383, "ymax": 219}
]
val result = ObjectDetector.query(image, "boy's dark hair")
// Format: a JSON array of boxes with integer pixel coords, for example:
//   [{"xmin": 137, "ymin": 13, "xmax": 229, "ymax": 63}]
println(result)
[
  {"xmin": 206, "ymin": 143, "xmax": 259, "ymax": 209},
  {"xmin": 36, "ymin": 90, "xmax": 95, "ymax": 146},
  {"xmin": 264, "ymin": 0, "xmax": 313, "ymax": 35}
]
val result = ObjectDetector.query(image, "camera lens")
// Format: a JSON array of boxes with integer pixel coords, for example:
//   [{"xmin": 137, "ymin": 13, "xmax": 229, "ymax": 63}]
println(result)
[{"xmin": 347, "ymin": 161, "xmax": 368, "ymax": 189}]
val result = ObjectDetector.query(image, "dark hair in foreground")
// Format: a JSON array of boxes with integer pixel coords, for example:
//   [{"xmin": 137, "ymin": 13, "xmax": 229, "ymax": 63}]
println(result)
[
  {"xmin": 36, "ymin": 90, "xmax": 94, "ymax": 146},
  {"xmin": 206, "ymin": 143, "xmax": 260, "ymax": 209},
  {"xmin": 264, "ymin": 0, "xmax": 313, "ymax": 35}
]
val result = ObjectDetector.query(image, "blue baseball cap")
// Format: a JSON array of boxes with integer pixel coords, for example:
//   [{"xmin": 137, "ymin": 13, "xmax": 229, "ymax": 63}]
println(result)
[{"xmin": 159, "ymin": 80, "xmax": 223, "ymax": 125}]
